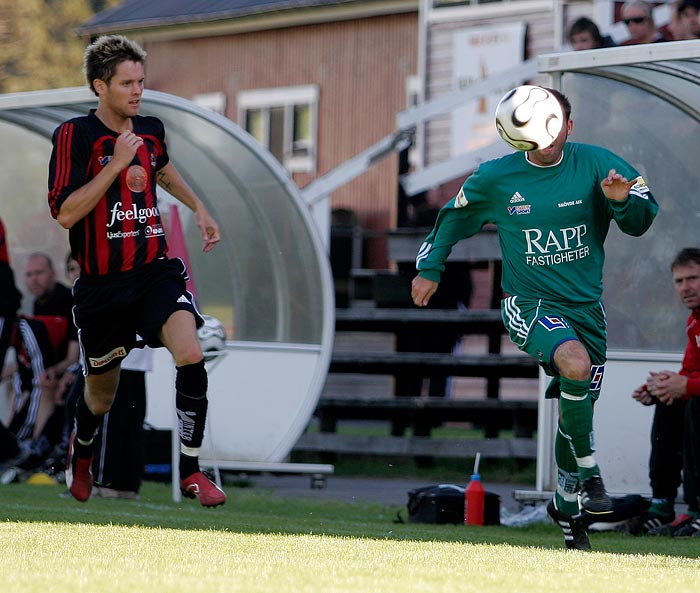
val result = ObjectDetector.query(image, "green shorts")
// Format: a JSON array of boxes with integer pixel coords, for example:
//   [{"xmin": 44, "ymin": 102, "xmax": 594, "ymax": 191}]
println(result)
[{"xmin": 500, "ymin": 296, "xmax": 607, "ymax": 399}]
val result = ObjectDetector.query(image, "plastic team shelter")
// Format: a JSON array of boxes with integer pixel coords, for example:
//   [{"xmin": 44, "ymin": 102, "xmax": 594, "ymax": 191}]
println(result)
[{"xmin": 0, "ymin": 88, "xmax": 334, "ymax": 466}]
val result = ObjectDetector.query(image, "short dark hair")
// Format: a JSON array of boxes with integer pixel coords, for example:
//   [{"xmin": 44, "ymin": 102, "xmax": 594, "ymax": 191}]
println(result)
[
  {"xmin": 568, "ymin": 17, "xmax": 605, "ymax": 48},
  {"xmin": 671, "ymin": 248, "xmax": 700, "ymax": 270},
  {"xmin": 83, "ymin": 35, "xmax": 147, "ymax": 96},
  {"xmin": 678, "ymin": 0, "xmax": 700, "ymax": 14},
  {"xmin": 543, "ymin": 87, "xmax": 572, "ymax": 121},
  {"xmin": 27, "ymin": 252, "xmax": 54, "ymax": 271}
]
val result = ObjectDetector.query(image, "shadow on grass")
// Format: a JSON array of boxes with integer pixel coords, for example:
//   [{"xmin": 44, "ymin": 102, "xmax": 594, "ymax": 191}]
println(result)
[{"xmin": 1, "ymin": 481, "xmax": 699, "ymax": 559}]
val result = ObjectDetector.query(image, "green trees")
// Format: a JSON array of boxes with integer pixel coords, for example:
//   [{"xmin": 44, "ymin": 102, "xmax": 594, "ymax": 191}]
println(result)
[{"xmin": 0, "ymin": 0, "xmax": 120, "ymax": 93}]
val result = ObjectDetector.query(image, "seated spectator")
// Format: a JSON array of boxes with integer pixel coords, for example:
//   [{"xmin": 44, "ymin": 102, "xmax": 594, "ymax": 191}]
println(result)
[
  {"xmin": 24, "ymin": 252, "xmax": 79, "ymax": 383},
  {"xmin": 2, "ymin": 253, "xmax": 80, "ymax": 476},
  {"xmin": 567, "ymin": 16, "xmax": 616, "ymax": 50},
  {"xmin": 629, "ymin": 248, "xmax": 700, "ymax": 536},
  {"xmin": 668, "ymin": 0, "xmax": 700, "ymax": 40},
  {"xmin": 0, "ymin": 314, "xmax": 69, "ymax": 478},
  {"xmin": 620, "ymin": 0, "xmax": 670, "ymax": 44}
]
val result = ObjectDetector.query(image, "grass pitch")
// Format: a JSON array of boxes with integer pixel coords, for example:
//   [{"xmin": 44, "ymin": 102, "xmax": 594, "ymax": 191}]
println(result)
[{"xmin": 1, "ymin": 481, "xmax": 699, "ymax": 593}]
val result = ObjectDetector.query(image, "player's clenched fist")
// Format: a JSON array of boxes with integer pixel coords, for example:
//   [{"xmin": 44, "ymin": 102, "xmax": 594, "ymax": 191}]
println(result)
[
  {"xmin": 112, "ymin": 130, "xmax": 144, "ymax": 169},
  {"xmin": 412, "ymin": 276, "xmax": 438, "ymax": 307}
]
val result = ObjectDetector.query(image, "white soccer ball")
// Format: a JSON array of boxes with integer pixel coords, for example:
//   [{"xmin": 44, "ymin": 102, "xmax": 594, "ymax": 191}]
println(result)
[
  {"xmin": 197, "ymin": 315, "xmax": 227, "ymax": 352},
  {"xmin": 495, "ymin": 85, "xmax": 564, "ymax": 151}
]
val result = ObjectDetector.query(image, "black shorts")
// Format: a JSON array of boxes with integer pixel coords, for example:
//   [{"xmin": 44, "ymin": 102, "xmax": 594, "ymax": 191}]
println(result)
[{"xmin": 73, "ymin": 258, "xmax": 203, "ymax": 375}]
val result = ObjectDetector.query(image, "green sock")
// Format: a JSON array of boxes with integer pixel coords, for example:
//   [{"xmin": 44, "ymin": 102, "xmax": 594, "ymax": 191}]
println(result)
[
  {"xmin": 554, "ymin": 421, "xmax": 581, "ymax": 517},
  {"xmin": 648, "ymin": 499, "xmax": 674, "ymax": 516},
  {"xmin": 558, "ymin": 377, "xmax": 599, "ymax": 481}
]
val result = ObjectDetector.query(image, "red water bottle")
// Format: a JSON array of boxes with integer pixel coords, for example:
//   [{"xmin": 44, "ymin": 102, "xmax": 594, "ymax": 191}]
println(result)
[{"xmin": 465, "ymin": 453, "xmax": 485, "ymax": 525}]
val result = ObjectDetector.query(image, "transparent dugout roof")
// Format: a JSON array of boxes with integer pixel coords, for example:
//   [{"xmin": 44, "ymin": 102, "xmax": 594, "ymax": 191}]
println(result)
[
  {"xmin": 0, "ymin": 88, "xmax": 333, "ymax": 348},
  {"xmin": 539, "ymin": 40, "xmax": 700, "ymax": 352}
]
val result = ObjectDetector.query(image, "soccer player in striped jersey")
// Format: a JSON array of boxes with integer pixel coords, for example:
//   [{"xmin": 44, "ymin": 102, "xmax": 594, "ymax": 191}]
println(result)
[
  {"xmin": 411, "ymin": 88, "xmax": 658, "ymax": 549},
  {"xmin": 48, "ymin": 35, "xmax": 225, "ymax": 506}
]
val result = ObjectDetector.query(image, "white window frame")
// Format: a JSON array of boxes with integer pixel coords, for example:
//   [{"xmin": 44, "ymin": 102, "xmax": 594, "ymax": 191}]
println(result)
[
  {"xmin": 238, "ymin": 85, "xmax": 319, "ymax": 174},
  {"xmin": 192, "ymin": 91, "xmax": 227, "ymax": 115}
]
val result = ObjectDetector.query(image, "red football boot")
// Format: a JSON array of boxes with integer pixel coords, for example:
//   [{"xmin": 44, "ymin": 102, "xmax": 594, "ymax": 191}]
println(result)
[
  {"xmin": 180, "ymin": 471, "xmax": 227, "ymax": 507},
  {"xmin": 65, "ymin": 433, "xmax": 94, "ymax": 503}
]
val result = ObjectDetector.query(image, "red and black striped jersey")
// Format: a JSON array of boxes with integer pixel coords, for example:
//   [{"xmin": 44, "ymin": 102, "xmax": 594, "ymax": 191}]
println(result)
[{"xmin": 48, "ymin": 110, "xmax": 170, "ymax": 277}]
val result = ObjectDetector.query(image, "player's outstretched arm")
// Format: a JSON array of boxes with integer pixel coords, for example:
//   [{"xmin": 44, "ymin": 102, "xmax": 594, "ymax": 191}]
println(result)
[
  {"xmin": 600, "ymin": 168, "xmax": 636, "ymax": 202},
  {"xmin": 412, "ymin": 275, "xmax": 438, "ymax": 307},
  {"xmin": 157, "ymin": 163, "xmax": 220, "ymax": 253}
]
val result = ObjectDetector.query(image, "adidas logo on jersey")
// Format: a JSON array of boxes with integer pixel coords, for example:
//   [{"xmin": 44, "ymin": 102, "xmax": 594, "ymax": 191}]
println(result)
[
  {"xmin": 177, "ymin": 295, "xmax": 190, "ymax": 304},
  {"xmin": 510, "ymin": 192, "xmax": 525, "ymax": 203}
]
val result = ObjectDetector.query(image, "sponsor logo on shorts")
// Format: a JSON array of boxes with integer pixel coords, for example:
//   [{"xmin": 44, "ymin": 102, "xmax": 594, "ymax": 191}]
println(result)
[
  {"xmin": 177, "ymin": 295, "xmax": 190, "ymax": 304},
  {"xmin": 508, "ymin": 204, "xmax": 531, "ymax": 216},
  {"xmin": 537, "ymin": 316, "xmax": 568, "ymax": 331},
  {"xmin": 89, "ymin": 346, "xmax": 127, "ymax": 368},
  {"xmin": 590, "ymin": 364, "xmax": 605, "ymax": 391},
  {"xmin": 98, "ymin": 155, "xmax": 113, "ymax": 166}
]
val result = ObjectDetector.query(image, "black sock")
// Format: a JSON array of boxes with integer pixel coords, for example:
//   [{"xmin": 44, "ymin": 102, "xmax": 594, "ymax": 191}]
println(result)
[
  {"xmin": 74, "ymin": 394, "xmax": 101, "ymax": 457},
  {"xmin": 175, "ymin": 360, "xmax": 208, "ymax": 448},
  {"xmin": 175, "ymin": 360, "xmax": 209, "ymax": 480},
  {"xmin": 179, "ymin": 454, "xmax": 200, "ymax": 479}
]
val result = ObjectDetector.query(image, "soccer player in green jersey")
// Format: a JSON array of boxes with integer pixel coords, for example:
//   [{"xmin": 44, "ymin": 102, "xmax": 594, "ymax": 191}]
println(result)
[{"xmin": 411, "ymin": 88, "xmax": 658, "ymax": 550}]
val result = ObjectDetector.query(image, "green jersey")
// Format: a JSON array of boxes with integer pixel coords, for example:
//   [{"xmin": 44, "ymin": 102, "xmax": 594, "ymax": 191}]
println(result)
[{"xmin": 416, "ymin": 142, "xmax": 658, "ymax": 304}]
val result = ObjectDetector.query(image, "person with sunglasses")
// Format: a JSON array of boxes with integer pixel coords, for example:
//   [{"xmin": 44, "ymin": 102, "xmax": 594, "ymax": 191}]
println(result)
[{"xmin": 620, "ymin": 0, "xmax": 670, "ymax": 45}]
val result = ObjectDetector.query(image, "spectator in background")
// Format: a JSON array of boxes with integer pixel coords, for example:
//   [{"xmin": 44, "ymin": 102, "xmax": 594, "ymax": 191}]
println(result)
[
  {"xmin": 0, "ymin": 313, "xmax": 70, "ymax": 482},
  {"xmin": 24, "ymin": 253, "xmax": 79, "ymax": 383},
  {"xmin": 620, "ymin": 0, "xmax": 670, "ymax": 44},
  {"xmin": 630, "ymin": 248, "xmax": 700, "ymax": 537},
  {"xmin": 12, "ymin": 253, "xmax": 80, "ymax": 470},
  {"xmin": 567, "ymin": 16, "xmax": 616, "ymax": 50},
  {"xmin": 668, "ymin": 0, "xmax": 700, "ymax": 40}
]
